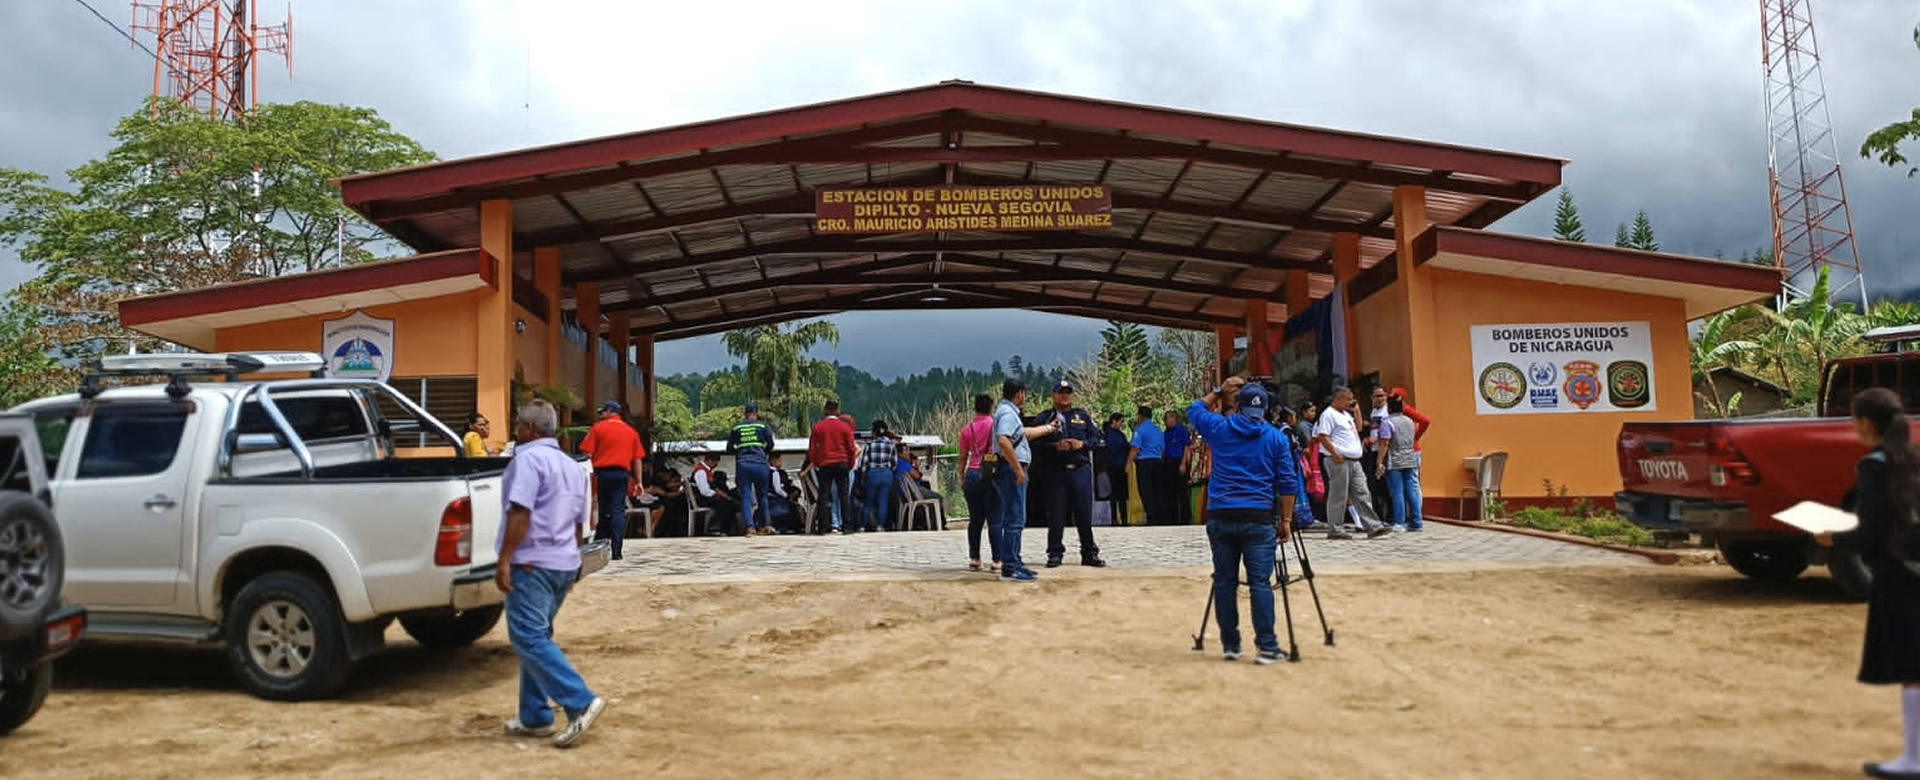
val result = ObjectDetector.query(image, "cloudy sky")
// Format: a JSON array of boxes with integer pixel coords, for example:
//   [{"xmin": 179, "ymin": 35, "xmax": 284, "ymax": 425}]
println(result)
[{"xmin": 3, "ymin": 0, "xmax": 1917, "ymax": 379}]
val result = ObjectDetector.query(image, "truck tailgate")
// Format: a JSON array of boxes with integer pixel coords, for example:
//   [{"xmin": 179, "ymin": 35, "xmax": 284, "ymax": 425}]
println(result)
[
  {"xmin": 1617, "ymin": 422, "xmax": 1721, "ymax": 499},
  {"xmin": 465, "ymin": 472, "xmax": 504, "ymax": 567}
]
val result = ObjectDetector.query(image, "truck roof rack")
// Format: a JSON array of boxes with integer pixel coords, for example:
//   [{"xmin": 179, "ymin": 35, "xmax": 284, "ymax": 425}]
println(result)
[
  {"xmin": 1864, "ymin": 325, "xmax": 1920, "ymax": 353},
  {"xmin": 80, "ymin": 351, "xmax": 328, "ymax": 400}
]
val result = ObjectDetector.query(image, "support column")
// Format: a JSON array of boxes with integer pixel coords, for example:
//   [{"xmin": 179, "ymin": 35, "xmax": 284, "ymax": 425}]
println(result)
[
  {"xmin": 610, "ymin": 312, "xmax": 631, "ymax": 414},
  {"xmin": 634, "ymin": 333, "xmax": 656, "ymax": 441},
  {"xmin": 1213, "ymin": 324, "xmax": 1235, "ymax": 382},
  {"xmin": 1245, "ymin": 300, "xmax": 1271, "ymax": 377},
  {"xmin": 1392, "ymin": 185, "xmax": 1435, "ymax": 397},
  {"xmin": 1332, "ymin": 232, "xmax": 1362, "ymax": 379},
  {"xmin": 534, "ymin": 247, "xmax": 561, "ymax": 385},
  {"xmin": 477, "ymin": 200, "xmax": 515, "ymax": 449},
  {"xmin": 576, "ymin": 283, "xmax": 600, "ymax": 411},
  {"xmin": 1286, "ymin": 269, "xmax": 1311, "ymax": 320}
]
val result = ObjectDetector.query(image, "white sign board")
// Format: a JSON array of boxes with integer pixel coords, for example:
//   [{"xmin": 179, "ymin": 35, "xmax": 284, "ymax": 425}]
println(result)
[
  {"xmin": 1469, "ymin": 322, "xmax": 1655, "ymax": 415},
  {"xmin": 321, "ymin": 311, "xmax": 395, "ymax": 382}
]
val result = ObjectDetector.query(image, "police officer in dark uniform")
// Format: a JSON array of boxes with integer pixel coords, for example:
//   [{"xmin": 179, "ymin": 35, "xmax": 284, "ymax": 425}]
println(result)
[{"xmin": 1034, "ymin": 379, "xmax": 1108, "ymax": 568}]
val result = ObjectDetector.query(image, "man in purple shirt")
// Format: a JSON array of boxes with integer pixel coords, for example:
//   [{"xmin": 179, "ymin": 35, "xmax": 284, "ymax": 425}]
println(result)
[{"xmin": 495, "ymin": 399, "xmax": 607, "ymax": 748}]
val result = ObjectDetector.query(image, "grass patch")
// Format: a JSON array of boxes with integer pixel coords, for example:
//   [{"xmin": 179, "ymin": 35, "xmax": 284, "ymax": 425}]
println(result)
[{"xmin": 1500, "ymin": 505, "xmax": 1656, "ymax": 547}]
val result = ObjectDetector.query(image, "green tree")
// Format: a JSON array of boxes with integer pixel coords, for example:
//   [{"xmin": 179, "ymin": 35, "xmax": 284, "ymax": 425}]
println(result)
[
  {"xmin": 1628, "ymin": 210, "xmax": 1659, "ymax": 251},
  {"xmin": 1614, "ymin": 223, "xmax": 1631, "ymax": 248},
  {"xmin": 0, "ymin": 305, "xmax": 61, "ymax": 407},
  {"xmin": 708, "ymin": 320, "xmax": 841, "ymax": 435},
  {"xmin": 1860, "ymin": 24, "xmax": 1920, "ymax": 176},
  {"xmin": 1871, "ymin": 300, "xmax": 1920, "ymax": 329},
  {"xmin": 1551, "ymin": 189, "xmax": 1586, "ymax": 242},
  {"xmin": 1098, "ymin": 321, "xmax": 1150, "ymax": 367},
  {"xmin": 0, "ymin": 99, "xmax": 434, "ymax": 383},
  {"xmin": 1690, "ymin": 308, "xmax": 1759, "ymax": 417}
]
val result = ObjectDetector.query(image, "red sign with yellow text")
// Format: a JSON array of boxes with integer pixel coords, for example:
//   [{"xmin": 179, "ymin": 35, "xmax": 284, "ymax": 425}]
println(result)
[{"xmin": 814, "ymin": 184, "xmax": 1114, "ymax": 234}]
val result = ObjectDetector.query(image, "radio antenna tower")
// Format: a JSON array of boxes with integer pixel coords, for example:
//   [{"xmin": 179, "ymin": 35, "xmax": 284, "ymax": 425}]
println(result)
[
  {"xmin": 130, "ymin": 0, "xmax": 292, "ymax": 123},
  {"xmin": 1759, "ymin": 0, "xmax": 1866, "ymax": 308}
]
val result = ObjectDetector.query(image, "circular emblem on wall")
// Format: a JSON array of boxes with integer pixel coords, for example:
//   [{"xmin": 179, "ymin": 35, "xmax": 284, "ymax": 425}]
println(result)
[
  {"xmin": 1479, "ymin": 362, "xmax": 1525, "ymax": 409},
  {"xmin": 1607, "ymin": 360, "xmax": 1650, "ymax": 408},
  {"xmin": 1563, "ymin": 360, "xmax": 1603, "ymax": 410},
  {"xmin": 1528, "ymin": 361, "xmax": 1557, "ymax": 387}
]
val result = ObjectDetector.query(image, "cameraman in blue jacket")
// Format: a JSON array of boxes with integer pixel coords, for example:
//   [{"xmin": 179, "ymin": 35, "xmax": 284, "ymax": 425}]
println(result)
[{"xmin": 1187, "ymin": 376, "xmax": 1300, "ymax": 665}]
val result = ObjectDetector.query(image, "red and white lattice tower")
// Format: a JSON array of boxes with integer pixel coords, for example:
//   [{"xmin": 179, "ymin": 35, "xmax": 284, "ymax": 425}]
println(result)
[
  {"xmin": 130, "ymin": 0, "xmax": 291, "ymax": 123},
  {"xmin": 1759, "ymin": 0, "xmax": 1866, "ymax": 307}
]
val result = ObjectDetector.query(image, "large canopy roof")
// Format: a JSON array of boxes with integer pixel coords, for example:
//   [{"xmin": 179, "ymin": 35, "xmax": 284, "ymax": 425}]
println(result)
[{"xmin": 337, "ymin": 81, "xmax": 1567, "ymax": 339}]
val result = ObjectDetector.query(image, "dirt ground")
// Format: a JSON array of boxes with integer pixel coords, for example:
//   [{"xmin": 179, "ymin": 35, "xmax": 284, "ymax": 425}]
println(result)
[{"xmin": 1, "ymin": 563, "xmax": 1895, "ymax": 779}]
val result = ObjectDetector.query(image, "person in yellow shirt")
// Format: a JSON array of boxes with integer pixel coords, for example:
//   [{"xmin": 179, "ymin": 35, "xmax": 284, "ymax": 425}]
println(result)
[{"xmin": 464, "ymin": 412, "xmax": 497, "ymax": 457}]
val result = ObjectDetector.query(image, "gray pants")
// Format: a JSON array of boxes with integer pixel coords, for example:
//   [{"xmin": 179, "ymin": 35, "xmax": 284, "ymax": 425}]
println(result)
[{"xmin": 1326, "ymin": 459, "xmax": 1385, "ymax": 534}]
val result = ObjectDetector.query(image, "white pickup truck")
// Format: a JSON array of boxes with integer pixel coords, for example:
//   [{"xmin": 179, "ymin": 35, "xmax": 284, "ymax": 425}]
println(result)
[{"xmin": 10, "ymin": 351, "xmax": 611, "ymax": 701}]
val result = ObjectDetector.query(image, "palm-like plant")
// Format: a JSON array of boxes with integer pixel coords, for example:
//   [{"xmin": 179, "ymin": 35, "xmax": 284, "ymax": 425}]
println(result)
[
  {"xmin": 1691, "ymin": 309, "xmax": 1759, "ymax": 417},
  {"xmin": 715, "ymin": 320, "xmax": 841, "ymax": 434}
]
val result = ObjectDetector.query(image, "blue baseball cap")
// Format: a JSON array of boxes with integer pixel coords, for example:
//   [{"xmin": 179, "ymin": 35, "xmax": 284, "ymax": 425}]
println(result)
[
  {"xmin": 743, "ymin": 402, "xmax": 759, "ymax": 414},
  {"xmin": 599, "ymin": 400, "xmax": 622, "ymax": 413},
  {"xmin": 1237, "ymin": 384, "xmax": 1269, "ymax": 419}
]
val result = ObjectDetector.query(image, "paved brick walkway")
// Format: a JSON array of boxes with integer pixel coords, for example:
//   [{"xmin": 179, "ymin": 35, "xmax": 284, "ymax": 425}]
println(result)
[{"xmin": 601, "ymin": 522, "xmax": 1641, "ymax": 584}]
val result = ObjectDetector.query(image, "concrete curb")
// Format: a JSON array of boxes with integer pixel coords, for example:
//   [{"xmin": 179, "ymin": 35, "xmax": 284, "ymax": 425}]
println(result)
[{"xmin": 1425, "ymin": 517, "xmax": 1704, "ymax": 565}]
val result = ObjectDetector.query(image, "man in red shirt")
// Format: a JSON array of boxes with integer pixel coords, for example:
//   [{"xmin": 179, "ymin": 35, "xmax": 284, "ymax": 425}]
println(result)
[
  {"xmin": 808, "ymin": 401, "xmax": 857, "ymax": 534},
  {"xmin": 578, "ymin": 401, "xmax": 644, "ymax": 560}
]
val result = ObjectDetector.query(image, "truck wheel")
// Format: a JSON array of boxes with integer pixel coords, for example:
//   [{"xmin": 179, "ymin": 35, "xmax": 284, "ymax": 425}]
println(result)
[
  {"xmin": 0, "ymin": 494, "xmax": 63, "ymax": 641},
  {"xmin": 399, "ymin": 606, "xmax": 503, "ymax": 649},
  {"xmin": 1722, "ymin": 539, "xmax": 1811, "ymax": 582},
  {"xmin": 1829, "ymin": 545, "xmax": 1874, "ymax": 602},
  {"xmin": 225, "ymin": 572, "xmax": 354, "ymax": 701},
  {"xmin": 0, "ymin": 663, "xmax": 52, "ymax": 737}
]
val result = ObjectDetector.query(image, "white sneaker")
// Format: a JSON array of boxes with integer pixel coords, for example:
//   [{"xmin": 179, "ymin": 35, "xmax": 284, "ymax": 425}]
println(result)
[
  {"xmin": 553, "ymin": 697, "xmax": 607, "ymax": 748},
  {"xmin": 504, "ymin": 719, "xmax": 555, "ymax": 738},
  {"xmin": 1221, "ymin": 649, "xmax": 1242, "ymax": 662}
]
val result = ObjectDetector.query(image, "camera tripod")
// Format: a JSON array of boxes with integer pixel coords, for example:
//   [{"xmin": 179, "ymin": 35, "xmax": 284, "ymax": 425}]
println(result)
[{"xmin": 1190, "ymin": 524, "xmax": 1334, "ymax": 662}]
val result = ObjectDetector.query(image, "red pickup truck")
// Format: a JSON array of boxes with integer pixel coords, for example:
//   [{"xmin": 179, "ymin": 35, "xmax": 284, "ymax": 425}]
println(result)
[{"xmin": 1614, "ymin": 326, "xmax": 1920, "ymax": 600}]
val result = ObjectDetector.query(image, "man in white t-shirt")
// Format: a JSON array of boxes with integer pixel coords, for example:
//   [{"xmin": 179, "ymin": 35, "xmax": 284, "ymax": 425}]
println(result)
[{"xmin": 1313, "ymin": 387, "xmax": 1389, "ymax": 540}]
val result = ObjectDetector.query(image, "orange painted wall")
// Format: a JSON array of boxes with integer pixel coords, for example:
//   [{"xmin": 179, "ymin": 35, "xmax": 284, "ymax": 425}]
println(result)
[
  {"xmin": 1351, "ymin": 282, "xmax": 1413, "ymax": 392},
  {"xmin": 213, "ymin": 293, "xmax": 480, "ymax": 377},
  {"xmin": 1413, "ymin": 268, "xmax": 1692, "ymax": 500},
  {"xmin": 512, "ymin": 304, "xmax": 547, "ymax": 383}
]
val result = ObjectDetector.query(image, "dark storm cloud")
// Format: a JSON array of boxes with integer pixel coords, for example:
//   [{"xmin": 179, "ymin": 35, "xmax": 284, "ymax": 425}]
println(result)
[{"xmin": 4, "ymin": 0, "xmax": 1917, "ymax": 377}]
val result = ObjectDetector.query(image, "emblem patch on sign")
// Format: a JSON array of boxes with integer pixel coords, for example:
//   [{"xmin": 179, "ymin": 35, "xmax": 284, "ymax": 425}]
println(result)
[
  {"xmin": 1528, "ymin": 362, "xmax": 1557, "ymax": 387},
  {"xmin": 1479, "ymin": 362, "xmax": 1525, "ymax": 410},
  {"xmin": 1562, "ymin": 360, "xmax": 1603, "ymax": 410},
  {"xmin": 1607, "ymin": 360, "xmax": 1651, "ymax": 408}
]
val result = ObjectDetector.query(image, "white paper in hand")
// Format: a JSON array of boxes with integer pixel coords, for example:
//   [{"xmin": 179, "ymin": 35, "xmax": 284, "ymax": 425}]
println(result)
[{"xmin": 1771, "ymin": 501, "xmax": 1859, "ymax": 534}]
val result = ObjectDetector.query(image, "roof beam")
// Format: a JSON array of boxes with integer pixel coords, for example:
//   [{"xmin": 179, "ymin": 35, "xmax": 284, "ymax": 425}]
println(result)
[
  {"xmin": 519, "ymin": 194, "xmax": 816, "ymax": 248},
  {"xmin": 358, "ymin": 116, "xmax": 959, "ymax": 221},
  {"xmin": 565, "ymin": 233, "xmax": 1323, "ymax": 285},
  {"xmin": 604, "ymin": 261, "xmax": 1274, "ymax": 314},
  {"xmin": 950, "ymin": 117, "xmax": 1540, "ymax": 202},
  {"xmin": 642, "ymin": 280, "xmax": 1251, "ymax": 339}
]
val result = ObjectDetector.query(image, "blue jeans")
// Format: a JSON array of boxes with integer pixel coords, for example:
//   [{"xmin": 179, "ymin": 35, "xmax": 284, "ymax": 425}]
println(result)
[
  {"xmin": 736, "ymin": 460, "xmax": 772, "ymax": 531},
  {"xmin": 1386, "ymin": 468, "xmax": 1423, "ymax": 530},
  {"xmin": 506, "ymin": 566, "xmax": 596, "ymax": 728},
  {"xmin": 994, "ymin": 465, "xmax": 1029, "ymax": 574},
  {"xmin": 861, "ymin": 471, "xmax": 894, "ymax": 531},
  {"xmin": 1207, "ymin": 515, "xmax": 1279, "ymax": 654},
  {"xmin": 963, "ymin": 468, "xmax": 1000, "ymax": 562},
  {"xmin": 592, "ymin": 469, "xmax": 628, "ymax": 557}
]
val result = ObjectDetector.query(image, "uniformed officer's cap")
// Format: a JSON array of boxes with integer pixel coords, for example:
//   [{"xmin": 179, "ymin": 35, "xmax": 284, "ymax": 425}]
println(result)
[{"xmin": 1052, "ymin": 379, "xmax": 1074, "ymax": 394}]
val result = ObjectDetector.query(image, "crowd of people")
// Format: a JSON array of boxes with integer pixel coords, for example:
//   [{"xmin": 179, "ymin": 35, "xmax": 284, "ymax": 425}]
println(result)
[{"xmin": 461, "ymin": 376, "xmax": 1437, "ymax": 579}]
